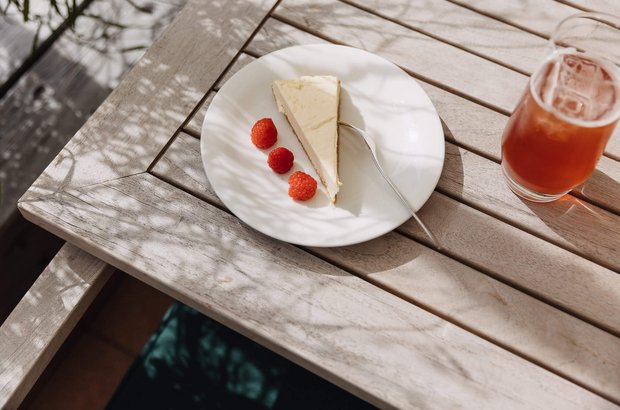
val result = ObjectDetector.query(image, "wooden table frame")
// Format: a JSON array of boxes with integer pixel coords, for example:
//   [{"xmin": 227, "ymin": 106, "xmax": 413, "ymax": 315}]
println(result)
[{"xmin": 8, "ymin": 0, "xmax": 620, "ymax": 408}]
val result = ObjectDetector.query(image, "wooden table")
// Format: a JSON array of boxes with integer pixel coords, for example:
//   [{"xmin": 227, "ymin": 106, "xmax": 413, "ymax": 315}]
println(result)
[{"xmin": 15, "ymin": 0, "xmax": 620, "ymax": 408}]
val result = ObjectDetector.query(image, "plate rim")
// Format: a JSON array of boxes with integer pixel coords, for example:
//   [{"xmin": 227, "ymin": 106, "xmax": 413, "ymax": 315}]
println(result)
[{"xmin": 200, "ymin": 44, "xmax": 444, "ymax": 247}]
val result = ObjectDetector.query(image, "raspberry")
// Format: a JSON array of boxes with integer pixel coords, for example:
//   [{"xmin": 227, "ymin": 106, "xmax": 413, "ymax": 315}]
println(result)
[
  {"xmin": 251, "ymin": 118, "xmax": 277, "ymax": 149},
  {"xmin": 267, "ymin": 147, "xmax": 294, "ymax": 174},
  {"xmin": 288, "ymin": 171, "xmax": 317, "ymax": 201}
]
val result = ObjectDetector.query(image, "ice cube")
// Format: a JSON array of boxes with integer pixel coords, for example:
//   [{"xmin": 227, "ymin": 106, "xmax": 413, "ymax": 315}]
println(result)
[{"xmin": 550, "ymin": 53, "xmax": 617, "ymax": 121}]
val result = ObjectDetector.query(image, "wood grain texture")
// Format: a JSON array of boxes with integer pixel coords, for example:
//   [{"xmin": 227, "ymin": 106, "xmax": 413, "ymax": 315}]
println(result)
[
  {"xmin": 401, "ymin": 191, "xmax": 620, "ymax": 334},
  {"xmin": 559, "ymin": 0, "xmax": 620, "ymax": 14},
  {"xmin": 344, "ymin": 0, "xmax": 547, "ymax": 75},
  {"xmin": 183, "ymin": 53, "xmax": 268, "ymax": 138},
  {"xmin": 183, "ymin": 54, "xmax": 261, "ymax": 138},
  {"xmin": 18, "ymin": 0, "xmax": 276, "ymax": 204},
  {"xmin": 181, "ymin": 54, "xmax": 257, "ymax": 140},
  {"xmin": 0, "ymin": 244, "xmax": 113, "ymax": 409},
  {"xmin": 183, "ymin": 91, "xmax": 215, "ymax": 138},
  {"xmin": 571, "ymin": 155, "xmax": 620, "ymax": 214},
  {"xmin": 438, "ymin": 142, "xmax": 620, "ymax": 272},
  {"xmin": 151, "ymin": 132, "xmax": 215, "ymax": 198},
  {"xmin": 214, "ymin": 52, "xmax": 258, "ymax": 91},
  {"xmin": 445, "ymin": 0, "xmax": 620, "ymax": 160},
  {"xmin": 448, "ymin": 0, "xmax": 577, "ymax": 37},
  {"xmin": 18, "ymin": 173, "xmax": 617, "ymax": 409},
  {"xmin": 420, "ymin": 81, "xmax": 620, "ymax": 215},
  {"xmin": 341, "ymin": 0, "xmax": 620, "ymax": 165},
  {"xmin": 0, "ymin": 0, "xmax": 185, "ymax": 231},
  {"xmin": 152, "ymin": 131, "xmax": 620, "ymax": 401},
  {"xmin": 274, "ymin": 0, "xmax": 527, "ymax": 113}
]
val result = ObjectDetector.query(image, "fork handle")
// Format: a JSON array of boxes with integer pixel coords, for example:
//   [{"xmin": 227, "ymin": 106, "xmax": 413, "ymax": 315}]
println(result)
[
  {"xmin": 373, "ymin": 158, "xmax": 441, "ymax": 251},
  {"xmin": 339, "ymin": 122, "xmax": 441, "ymax": 250}
]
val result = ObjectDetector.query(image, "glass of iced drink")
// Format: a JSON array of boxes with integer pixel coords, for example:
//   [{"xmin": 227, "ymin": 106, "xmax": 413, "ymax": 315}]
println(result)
[{"xmin": 501, "ymin": 13, "xmax": 620, "ymax": 202}]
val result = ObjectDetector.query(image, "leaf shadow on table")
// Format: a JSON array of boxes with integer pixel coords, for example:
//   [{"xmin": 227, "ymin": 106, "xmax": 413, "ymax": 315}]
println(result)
[
  {"xmin": 574, "ymin": 168, "xmax": 620, "ymax": 214},
  {"xmin": 15, "ymin": 0, "xmax": 266, "ymax": 204},
  {"xmin": 308, "ymin": 114, "xmax": 620, "ymax": 401},
  {"xmin": 515, "ymin": 189, "xmax": 620, "ymax": 327},
  {"xmin": 12, "ymin": 0, "xmax": 290, "ymax": 278},
  {"xmin": 517, "ymin": 173, "xmax": 620, "ymax": 276}
]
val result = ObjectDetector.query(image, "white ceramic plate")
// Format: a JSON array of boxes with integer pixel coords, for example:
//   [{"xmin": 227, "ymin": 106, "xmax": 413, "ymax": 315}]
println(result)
[{"xmin": 201, "ymin": 44, "xmax": 444, "ymax": 247}]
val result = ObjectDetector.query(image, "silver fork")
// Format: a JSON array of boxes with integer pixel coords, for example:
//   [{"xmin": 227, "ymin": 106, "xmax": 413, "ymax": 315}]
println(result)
[{"xmin": 338, "ymin": 121, "xmax": 441, "ymax": 250}]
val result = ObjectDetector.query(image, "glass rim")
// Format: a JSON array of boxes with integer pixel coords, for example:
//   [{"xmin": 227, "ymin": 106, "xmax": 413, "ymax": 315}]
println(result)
[
  {"xmin": 550, "ymin": 12, "xmax": 620, "ymax": 63},
  {"xmin": 551, "ymin": 11, "xmax": 620, "ymax": 43}
]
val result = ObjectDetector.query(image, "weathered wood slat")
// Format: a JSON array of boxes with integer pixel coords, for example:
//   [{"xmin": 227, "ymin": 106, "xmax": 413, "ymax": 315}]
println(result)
[
  {"xmin": 438, "ymin": 142, "xmax": 620, "ymax": 273},
  {"xmin": 340, "ymin": 0, "xmax": 620, "ymax": 168},
  {"xmin": 448, "ymin": 0, "xmax": 577, "ymax": 37},
  {"xmin": 214, "ymin": 53, "xmax": 257, "ymax": 91},
  {"xmin": 17, "ymin": 0, "xmax": 620, "ymax": 406},
  {"xmin": 401, "ymin": 191, "xmax": 620, "ymax": 334},
  {"xmin": 569, "ymin": 156, "xmax": 620, "ymax": 214},
  {"xmin": 151, "ymin": 132, "xmax": 620, "ymax": 402},
  {"xmin": 274, "ymin": 0, "xmax": 526, "ymax": 114},
  {"xmin": 18, "ymin": 173, "xmax": 617, "ymax": 409},
  {"xmin": 151, "ymin": 133, "xmax": 213, "ymax": 197},
  {"xmin": 18, "ymin": 0, "xmax": 276, "ymax": 205},
  {"xmin": 0, "ymin": 0, "xmax": 184, "ymax": 232},
  {"xmin": 183, "ymin": 51, "xmax": 255, "ymax": 137},
  {"xmin": 183, "ymin": 91, "xmax": 215, "ymax": 138},
  {"xmin": 452, "ymin": 0, "xmax": 620, "ymax": 47},
  {"xmin": 184, "ymin": 20, "xmax": 620, "ymax": 317},
  {"xmin": 0, "ymin": 244, "xmax": 113, "ymax": 409},
  {"xmin": 182, "ymin": 47, "xmax": 620, "ymax": 217},
  {"xmin": 344, "ymin": 0, "xmax": 548, "ymax": 75},
  {"xmin": 327, "ymin": 215, "xmax": 620, "ymax": 405},
  {"xmin": 419, "ymin": 80, "xmax": 620, "ymax": 215},
  {"xmin": 445, "ymin": 0, "xmax": 620, "ymax": 161},
  {"xmin": 559, "ymin": 0, "xmax": 620, "ymax": 15}
]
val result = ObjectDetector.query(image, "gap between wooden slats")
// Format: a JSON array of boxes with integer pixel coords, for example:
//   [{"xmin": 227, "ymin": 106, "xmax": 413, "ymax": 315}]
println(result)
[
  {"xmin": 169, "ymin": 1, "xmax": 282, "ymax": 150},
  {"xmin": 557, "ymin": 0, "xmax": 620, "ymax": 16},
  {"xmin": 446, "ymin": 0, "xmax": 577, "ymax": 38},
  {"xmin": 340, "ymin": 0, "xmax": 545, "ymax": 76},
  {"xmin": 274, "ymin": 0, "xmax": 620, "ymax": 162},
  {"xmin": 149, "ymin": 131, "xmax": 620, "ymax": 403}
]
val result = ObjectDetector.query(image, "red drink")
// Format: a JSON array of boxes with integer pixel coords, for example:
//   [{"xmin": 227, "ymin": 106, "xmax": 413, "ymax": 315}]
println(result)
[{"xmin": 501, "ymin": 51, "xmax": 620, "ymax": 201}]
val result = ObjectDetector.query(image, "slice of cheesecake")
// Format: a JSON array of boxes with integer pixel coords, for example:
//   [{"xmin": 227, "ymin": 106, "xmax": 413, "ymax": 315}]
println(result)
[{"xmin": 272, "ymin": 75, "xmax": 341, "ymax": 203}]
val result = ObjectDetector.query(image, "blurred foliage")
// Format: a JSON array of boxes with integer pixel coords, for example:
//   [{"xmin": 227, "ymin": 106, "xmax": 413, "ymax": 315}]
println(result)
[
  {"xmin": 0, "ymin": 0, "xmax": 82, "ymax": 51},
  {"xmin": 0, "ymin": 0, "xmax": 159, "ymax": 55}
]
